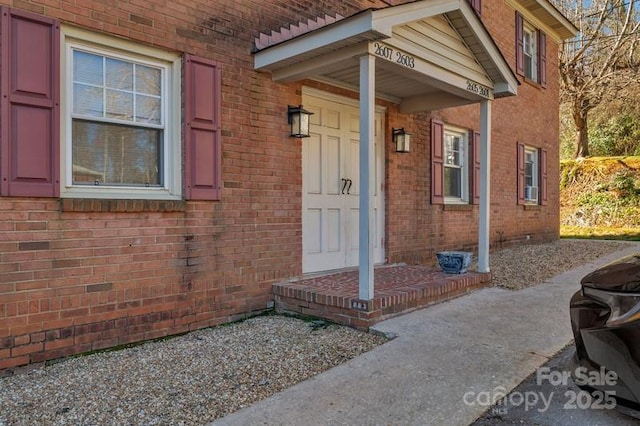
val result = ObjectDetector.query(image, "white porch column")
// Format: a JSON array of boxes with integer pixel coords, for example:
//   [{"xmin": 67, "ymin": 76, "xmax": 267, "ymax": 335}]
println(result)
[
  {"xmin": 358, "ymin": 54, "xmax": 375, "ymax": 300},
  {"xmin": 478, "ymin": 99, "xmax": 492, "ymax": 273}
]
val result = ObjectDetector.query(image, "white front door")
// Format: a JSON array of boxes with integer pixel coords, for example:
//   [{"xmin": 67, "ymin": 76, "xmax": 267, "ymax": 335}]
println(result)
[{"xmin": 302, "ymin": 92, "xmax": 385, "ymax": 274}]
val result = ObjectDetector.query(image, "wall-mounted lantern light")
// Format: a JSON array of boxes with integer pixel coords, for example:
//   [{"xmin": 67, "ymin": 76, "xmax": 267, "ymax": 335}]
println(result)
[
  {"xmin": 288, "ymin": 105, "xmax": 314, "ymax": 138},
  {"xmin": 392, "ymin": 128, "xmax": 411, "ymax": 153}
]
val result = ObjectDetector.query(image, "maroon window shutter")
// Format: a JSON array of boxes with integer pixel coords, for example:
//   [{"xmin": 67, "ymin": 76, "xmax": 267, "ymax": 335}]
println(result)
[
  {"xmin": 538, "ymin": 30, "xmax": 547, "ymax": 87},
  {"xmin": 539, "ymin": 148, "xmax": 548, "ymax": 205},
  {"xmin": 517, "ymin": 142, "xmax": 525, "ymax": 205},
  {"xmin": 469, "ymin": 0, "xmax": 482, "ymax": 15},
  {"xmin": 1, "ymin": 7, "xmax": 60, "ymax": 197},
  {"xmin": 431, "ymin": 119, "xmax": 444, "ymax": 205},
  {"xmin": 470, "ymin": 131, "xmax": 481, "ymax": 205},
  {"xmin": 184, "ymin": 54, "xmax": 222, "ymax": 201},
  {"xmin": 515, "ymin": 12, "xmax": 524, "ymax": 76}
]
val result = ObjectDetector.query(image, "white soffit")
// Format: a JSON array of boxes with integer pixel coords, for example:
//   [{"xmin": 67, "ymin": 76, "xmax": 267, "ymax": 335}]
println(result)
[
  {"xmin": 512, "ymin": 0, "xmax": 578, "ymax": 41},
  {"xmin": 254, "ymin": 0, "xmax": 520, "ymax": 111}
]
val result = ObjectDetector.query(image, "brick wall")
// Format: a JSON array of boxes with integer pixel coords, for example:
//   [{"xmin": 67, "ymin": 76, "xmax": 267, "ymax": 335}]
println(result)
[
  {"xmin": 0, "ymin": 0, "xmax": 563, "ymax": 372},
  {"xmin": 384, "ymin": 0, "xmax": 561, "ymax": 264}
]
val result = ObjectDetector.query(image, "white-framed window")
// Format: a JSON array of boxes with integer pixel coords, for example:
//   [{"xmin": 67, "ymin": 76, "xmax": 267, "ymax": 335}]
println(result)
[
  {"xmin": 524, "ymin": 147, "xmax": 538, "ymax": 203},
  {"xmin": 444, "ymin": 128, "xmax": 468, "ymax": 203},
  {"xmin": 60, "ymin": 26, "xmax": 182, "ymax": 199},
  {"xmin": 516, "ymin": 12, "xmax": 546, "ymax": 87},
  {"xmin": 523, "ymin": 22, "xmax": 538, "ymax": 81}
]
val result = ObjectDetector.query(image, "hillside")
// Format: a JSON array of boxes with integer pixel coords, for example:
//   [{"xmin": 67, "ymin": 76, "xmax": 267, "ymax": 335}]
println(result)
[{"xmin": 561, "ymin": 156, "xmax": 640, "ymax": 228}]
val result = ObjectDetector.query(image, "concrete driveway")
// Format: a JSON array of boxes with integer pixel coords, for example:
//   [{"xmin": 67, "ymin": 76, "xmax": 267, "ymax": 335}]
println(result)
[{"xmin": 473, "ymin": 344, "xmax": 640, "ymax": 425}]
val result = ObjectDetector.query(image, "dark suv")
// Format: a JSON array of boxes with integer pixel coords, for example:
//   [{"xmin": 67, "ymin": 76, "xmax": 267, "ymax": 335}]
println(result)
[{"xmin": 570, "ymin": 253, "xmax": 640, "ymax": 416}]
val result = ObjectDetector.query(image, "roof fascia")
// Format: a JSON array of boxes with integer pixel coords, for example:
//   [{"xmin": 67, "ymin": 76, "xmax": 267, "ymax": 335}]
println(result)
[{"xmin": 255, "ymin": 10, "xmax": 386, "ymax": 70}]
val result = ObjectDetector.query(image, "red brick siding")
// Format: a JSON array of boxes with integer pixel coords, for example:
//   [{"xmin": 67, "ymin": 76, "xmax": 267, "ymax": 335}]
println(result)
[
  {"xmin": 0, "ymin": 0, "xmax": 562, "ymax": 372},
  {"xmin": 384, "ymin": 0, "xmax": 561, "ymax": 264}
]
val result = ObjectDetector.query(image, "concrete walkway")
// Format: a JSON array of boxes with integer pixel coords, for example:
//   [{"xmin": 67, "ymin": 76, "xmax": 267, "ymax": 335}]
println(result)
[{"xmin": 213, "ymin": 243, "xmax": 640, "ymax": 426}]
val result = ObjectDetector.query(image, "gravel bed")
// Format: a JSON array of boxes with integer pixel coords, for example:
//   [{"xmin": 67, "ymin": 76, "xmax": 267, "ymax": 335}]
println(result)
[
  {"xmin": 489, "ymin": 239, "xmax": 634, "ymax": 290},
  {"xmin": 0, "ymin": 316, "xmax": 385, "ymax": 425},
  {"xmin": 0, "ymin": 239, "xmax": 635, "ymax": 425}
]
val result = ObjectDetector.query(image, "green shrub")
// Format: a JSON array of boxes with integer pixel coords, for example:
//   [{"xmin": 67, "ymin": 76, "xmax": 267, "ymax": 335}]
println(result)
[
  {"xmin": 562, "ymin": 160, "xmax": 640, "ymax": 228},
  {"xmin": 576, "ymin": 191, "xmax": 614, "ymax": 207},
  {"xmin": 589, "ymin": 114, "xmax": 640, "ymax": 157},
  {"xmin": 612, "ymin": 169, "xmax": 639, "ymax": 199}
]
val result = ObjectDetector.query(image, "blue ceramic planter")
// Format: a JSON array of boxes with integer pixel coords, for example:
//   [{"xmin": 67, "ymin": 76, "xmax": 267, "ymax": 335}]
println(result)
[{"xmin": 436, "ymin": 251, "xmax": 472, "ymax": 274}]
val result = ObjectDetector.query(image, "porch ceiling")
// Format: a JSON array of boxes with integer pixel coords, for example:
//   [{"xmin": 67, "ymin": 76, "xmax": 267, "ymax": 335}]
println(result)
[{"xmin": 253, "ymin": 0, "xmax": 520, "ymax": 113}]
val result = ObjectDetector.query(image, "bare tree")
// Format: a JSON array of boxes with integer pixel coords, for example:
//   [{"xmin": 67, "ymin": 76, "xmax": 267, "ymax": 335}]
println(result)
[{"xmin": 553, "ymin": 0, "xmax": 640, "ymax": 158}]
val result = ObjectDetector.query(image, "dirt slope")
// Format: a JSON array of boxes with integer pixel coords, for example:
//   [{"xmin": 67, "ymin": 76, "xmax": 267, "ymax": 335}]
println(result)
[{"xmin": 561, "ymin": 156, "xmax": 640, "ymax": 227}]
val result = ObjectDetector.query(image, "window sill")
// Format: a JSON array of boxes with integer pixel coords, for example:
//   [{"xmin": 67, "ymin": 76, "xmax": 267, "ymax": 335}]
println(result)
[
  {"xmin": 523, "ymin": 204, "xmax": 541, "ymax": 210},
  {"xmin": 520, "ymin": 75, "xmax": 544, "ymax": 89},
  {"xmin": 443, "ymin": 203, "xmax": 474, "ymax": 211},
  {"xmin": 60, "ymin": 198, "xmax": 186, "ymax": 213}
]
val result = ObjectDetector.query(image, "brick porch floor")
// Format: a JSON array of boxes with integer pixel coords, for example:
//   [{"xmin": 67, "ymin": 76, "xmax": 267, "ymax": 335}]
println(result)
[{"xmin": 273, "ymin": 264, "xmax": 492, "ymax": 330}]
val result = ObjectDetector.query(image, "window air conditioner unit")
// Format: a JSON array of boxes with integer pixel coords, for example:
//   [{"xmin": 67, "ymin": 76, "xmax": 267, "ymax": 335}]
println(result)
[{"xmin": 525, "ymin": 186, "xmax": 538, "ymax": 200}]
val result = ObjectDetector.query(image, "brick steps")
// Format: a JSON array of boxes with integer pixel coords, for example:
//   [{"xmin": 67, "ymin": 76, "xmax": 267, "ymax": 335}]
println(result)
[{"xmin": 273, "ymin": 265, "xmax": 492, "ymax": 330}]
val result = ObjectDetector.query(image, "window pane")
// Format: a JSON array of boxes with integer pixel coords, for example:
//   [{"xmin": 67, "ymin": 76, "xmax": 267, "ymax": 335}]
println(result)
[
  {"xmin": 136, "ymin": 65, "xmax": 161, "ymax": 96},
  {"xmin": 445, "ymin": 135, "xmax": 462, "ymax": 166},
  {"xmin": 452, "ymin": 136, "xmax": 460, "ymax": 152},
  {"xmin": 525, "ymin": 150, "xmax": 536, "ymax": 187},
  {"xmin": 524, "ymin": 55, "xmax": 532, "ymax": 77},
  {"xmin": 106, "ymin": 58, "xmax": 133, "ymax": 91},
  {"xmin": 72, "ymin": 49, "xmax": 164, "ymax": 125},
  {"xmin": 106, "ymin": 89, "xmax": 133, "ymax": 120},
  {"xmin": 74, "ymin": 84, "xmax": 103, "ymax": 116},
  {"xmin": 74, "ymin": 51, "xmax": 103, "ymax": 85},
  {"xmin": 445, "ymin": 139, "xmax": 454, "ymax": 164},
  {"xmin": 444, "ymin": 167, "xmax": 462, "ymax": 198},
  {"xmin": 523, "ymin": 32, "xmax": 531, "ymax": 54},
  {"xmin": 523, "ymin": 26, "xmax": 537, "ymax": 80},
  {"xmin": 72, "ymin": 120, "xmax": 161, "ymax": 186},
  {"xmin": 136, "ymin": 94, "xmax": 161, "ymax": 124}
]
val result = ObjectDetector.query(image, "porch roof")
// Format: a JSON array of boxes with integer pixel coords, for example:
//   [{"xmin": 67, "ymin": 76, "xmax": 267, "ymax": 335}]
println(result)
[{"xmin": 254, "ymin": 0, "xmax": 519, "ymax": 112}]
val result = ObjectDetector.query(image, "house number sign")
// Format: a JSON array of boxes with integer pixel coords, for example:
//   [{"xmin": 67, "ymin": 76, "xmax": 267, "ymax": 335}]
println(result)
[
  {"xmin": 465, "ymin": 80, "xmax": 491, "ymax": 98},
  {"xmin": 373, "ymin": 42, "xmax": 415, "ymax": 69}
]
